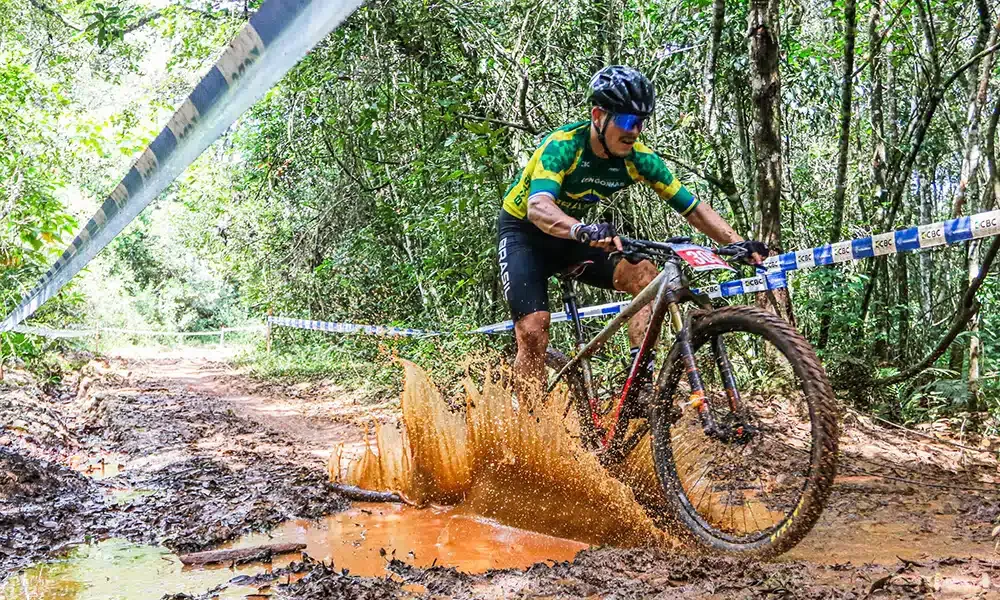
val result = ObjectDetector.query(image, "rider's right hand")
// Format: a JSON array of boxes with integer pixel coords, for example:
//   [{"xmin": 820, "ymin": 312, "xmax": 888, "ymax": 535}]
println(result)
[
  {"xmin": 719, "ymin": 240, "xmax": 769, "ymax": 265},
  {"xmin": 571, "ymin": 222, "xmax": 623, "ymax": 253}
]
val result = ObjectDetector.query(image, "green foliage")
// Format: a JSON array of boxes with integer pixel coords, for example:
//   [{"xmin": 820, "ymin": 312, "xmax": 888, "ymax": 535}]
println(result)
[
  {"xmin": 5, "ymin": 0, "xmax": 1000, "ymax": 431},
  {"xmin": 82, "ymin": 2, "xmax": 143, "ymax": 50}
]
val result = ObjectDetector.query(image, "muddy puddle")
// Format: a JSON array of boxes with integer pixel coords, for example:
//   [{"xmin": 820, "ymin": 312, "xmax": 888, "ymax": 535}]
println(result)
[
  {"xmin": 0, "ymin": 503, "xmax": 586, "ymax": 599},
  {"xmin": 332, "ymin": 360, "xmax": 795, "ymax": 549},
  {"xmin": 333, "ymin": 361, "xmax": 673, "ymax": 548},
  {"xmin": 231, "ymin": 502, "xmax": 589, "ymax": 575}
]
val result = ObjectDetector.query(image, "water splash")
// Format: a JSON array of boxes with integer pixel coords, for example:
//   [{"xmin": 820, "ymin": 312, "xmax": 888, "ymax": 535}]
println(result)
[{"xmin": 334, "ymin": 360, "xmax": 671, "ymax": 547}]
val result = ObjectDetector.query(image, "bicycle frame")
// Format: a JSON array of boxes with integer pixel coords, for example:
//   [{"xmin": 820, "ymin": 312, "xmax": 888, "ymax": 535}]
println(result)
[{"xmin": 547, "ymin": 258, "xmax": 743, "ymax": 453}]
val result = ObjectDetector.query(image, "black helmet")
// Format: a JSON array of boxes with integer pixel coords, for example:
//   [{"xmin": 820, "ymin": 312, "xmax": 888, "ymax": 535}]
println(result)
[{"xmin": 589, "ymin": 65, "xmax": 655, "ymax": 117}]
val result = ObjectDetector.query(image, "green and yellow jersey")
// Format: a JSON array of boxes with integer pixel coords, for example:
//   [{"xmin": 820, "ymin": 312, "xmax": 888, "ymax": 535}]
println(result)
[{"xmin": 501, "ymin": 121, "xmax": 699, "ymax": 221}]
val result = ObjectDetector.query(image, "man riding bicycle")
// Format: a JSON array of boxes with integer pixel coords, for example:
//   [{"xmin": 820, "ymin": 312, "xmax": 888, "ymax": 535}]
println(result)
[{"xmin": 497, "ymin": 65, "xmax": 764, "ymax": 401}]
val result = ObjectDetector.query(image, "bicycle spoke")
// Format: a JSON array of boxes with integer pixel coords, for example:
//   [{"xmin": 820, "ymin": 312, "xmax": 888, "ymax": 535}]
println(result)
[{"xmin": 756, "ymin": 473, "xmax": 776, "ymax": 529}]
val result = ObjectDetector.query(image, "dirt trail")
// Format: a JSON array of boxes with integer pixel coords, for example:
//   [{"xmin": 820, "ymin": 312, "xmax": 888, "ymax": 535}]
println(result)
[{"xmin": 3, "ymin": 352, "xmax": 1000, "ymax": 598}]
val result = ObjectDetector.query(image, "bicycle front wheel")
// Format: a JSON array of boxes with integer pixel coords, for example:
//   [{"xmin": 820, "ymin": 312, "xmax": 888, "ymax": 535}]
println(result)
[{"xmin": 649, "ymin": 306, "xmax": 838, "ymax": 557}]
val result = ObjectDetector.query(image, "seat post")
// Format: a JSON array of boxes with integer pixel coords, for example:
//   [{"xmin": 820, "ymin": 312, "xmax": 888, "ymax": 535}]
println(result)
[{"xmin": 560, "ymin": 279, "xmax": 587, "ymax": 346}]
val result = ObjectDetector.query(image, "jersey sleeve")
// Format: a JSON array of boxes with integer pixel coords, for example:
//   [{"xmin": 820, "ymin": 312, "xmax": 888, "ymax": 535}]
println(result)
[
  {"xmin": 628, "ymin": 142, "xmax": 699, "ymax": 216},
  {"xmin": 526, "ymin": 130, "xmax": 580, "ymax": 199}
]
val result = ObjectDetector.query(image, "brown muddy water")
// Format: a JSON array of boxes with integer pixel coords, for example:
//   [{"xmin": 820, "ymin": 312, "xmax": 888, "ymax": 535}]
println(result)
[
  {"xmin": 0, "ymin": 503, "xmax": 586, "ymax": 599},
  {"xmin": 334, "ymin": 360, "xmax": 673, "ymax": 547},
  {"xmin": 332, "ymin": 360, "xmax": 785, "ymax": 547}
]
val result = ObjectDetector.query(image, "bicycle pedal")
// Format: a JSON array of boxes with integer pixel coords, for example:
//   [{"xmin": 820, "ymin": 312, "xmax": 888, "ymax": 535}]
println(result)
[{"xmin": 596, "ymin": 446, "xmax": 627, "ymax": 468}]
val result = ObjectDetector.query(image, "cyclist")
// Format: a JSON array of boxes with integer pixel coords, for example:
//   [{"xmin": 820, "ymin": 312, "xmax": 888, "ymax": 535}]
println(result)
[{"xmin": 497, "ymin": 65, "xmax": 764, "ymax": 403}]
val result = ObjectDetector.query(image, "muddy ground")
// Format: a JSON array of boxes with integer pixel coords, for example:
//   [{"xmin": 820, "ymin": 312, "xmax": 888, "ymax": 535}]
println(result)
[{"xmin": 2, "ymin": 349, "xmax": 1000, "ymax": 598}]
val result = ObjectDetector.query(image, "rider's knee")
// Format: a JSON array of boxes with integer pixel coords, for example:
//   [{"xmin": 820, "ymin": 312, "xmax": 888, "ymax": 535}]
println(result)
[
  {"xmin": 515, "ymin": 313, "xmax": 550, "ymax": 353},
  {"xmin": 615, "ymin": 259, "xmax": 658, "ymax": 295}
]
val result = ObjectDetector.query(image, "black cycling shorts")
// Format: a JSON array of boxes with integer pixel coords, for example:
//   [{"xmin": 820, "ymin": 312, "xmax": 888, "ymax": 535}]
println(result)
[{"xmin": 497, "ymin": 210, "xmax": 621, "ymax": 321}]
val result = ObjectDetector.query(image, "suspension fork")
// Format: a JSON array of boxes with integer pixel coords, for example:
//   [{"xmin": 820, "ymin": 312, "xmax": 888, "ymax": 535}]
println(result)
[
  {"xmin": 711, "ymin": 336, "xmax": 742, "ymax": 412},
  {"xmin": 669, "ymin": 301, "xmax": 723, "ymax": 433},
  {"xmin": 562, "ymin": 280, "xmax": 602, "ymax": 430}
]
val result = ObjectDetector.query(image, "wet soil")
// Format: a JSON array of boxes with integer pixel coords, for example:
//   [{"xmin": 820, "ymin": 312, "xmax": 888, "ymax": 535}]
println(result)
[
  {"xmin": 0, "ymin": 352, "xmax": 348, "ymax": 579},
  {"xmin": 2, "ymin": 350, "xmax": 1000, "ymax": 598}
]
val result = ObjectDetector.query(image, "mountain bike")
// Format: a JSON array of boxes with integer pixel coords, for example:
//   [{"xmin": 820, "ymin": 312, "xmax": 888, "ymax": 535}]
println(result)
[{"xmin": 544, "ymin": 236, "xmax": 839, "ymax": 557}]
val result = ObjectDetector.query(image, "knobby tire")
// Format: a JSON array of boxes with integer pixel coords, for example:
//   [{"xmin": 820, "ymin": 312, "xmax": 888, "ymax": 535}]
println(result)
[{"xmin": 649, "ymin": 306, "xmax": 839, "ymax": 557}]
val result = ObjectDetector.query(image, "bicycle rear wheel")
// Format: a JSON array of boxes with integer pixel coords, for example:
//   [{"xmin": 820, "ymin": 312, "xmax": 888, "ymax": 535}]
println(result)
[{"xmin": 649, "ymin": 306, "xmax": 838, "ymax": 557}]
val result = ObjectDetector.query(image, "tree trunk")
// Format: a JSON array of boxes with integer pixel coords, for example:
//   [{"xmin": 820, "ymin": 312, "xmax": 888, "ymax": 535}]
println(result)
[
  {"xmin": 965, "ymin": 96, "xmax": 1000, "ymax": 413},
  {"xmin": 748, "ymin": 0, "xmax": 783, "ymax": 251},
  {"xmin": 732, "ymin": 72, "xmax": 756, "ymax": 209},
  {"xmin": 829, "ymin": 0, "xmax": 857, "ymax": 243},
  {"xmin": 702, "ymin": 0, "xmax": 726, "ymax": 136},
  {"xmin": 952, "ymin": 15, "xmax": 1000, "ymax": 217},
  {"xmin": 919, "ymin": 168, "xmax": 933, "ymax": 316},
  {"xmin": 702, "ymin": 0, "xmax": 750, "ymax": 236},
  {"xmin": 748, "ymin": 0, "xmax": 793, "ymax": 323},
  {"xmin": 895, "ymin": 251, "xmax": 909, "ymax": 361},
  {"xmin": 875, "ymin": 234, "xmax": 1000, "ymax": 387},
  {"xmin": 967, "ymin": 240, "xmax": 982, "ymax": 414},
  {"xmin": 817, "ymin": 0, "xmax": 858, "ymax": 349},
  {"xmin": 869, "ymin": 0, "xmax": 888, "ymax": 213}
]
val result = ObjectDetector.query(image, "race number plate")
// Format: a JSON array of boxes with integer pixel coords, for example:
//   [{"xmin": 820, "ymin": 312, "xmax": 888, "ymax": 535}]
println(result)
[{"xmin": 672, "ymin": 244, "xmax": 736, "ymax": 273}]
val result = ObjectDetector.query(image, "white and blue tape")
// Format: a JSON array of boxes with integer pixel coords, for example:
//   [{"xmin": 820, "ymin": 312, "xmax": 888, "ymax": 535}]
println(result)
[
  {"xmin": 0, "ymin": 0, "xmax": 366, "ymax": 334},
  {"xmin": 268, "ymin": 270, "xmax": 790, "ymax": 337},
  {"xmin": 763, "ymin": 210, "xmax": 1000, "ymax": 273},
  {"xmin": 268, "ymin": 209, "xmax": 1000, "ymax": 338},
  {"xmin": 267, "ymin": 316, "xmax": 442, "ymax": 337}
]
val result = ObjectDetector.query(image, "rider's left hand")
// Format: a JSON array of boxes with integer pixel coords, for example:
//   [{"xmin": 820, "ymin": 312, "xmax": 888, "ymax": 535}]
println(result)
[{"xmin": 720, "ymin": 240, "xmax": 768, "ymax": 265}]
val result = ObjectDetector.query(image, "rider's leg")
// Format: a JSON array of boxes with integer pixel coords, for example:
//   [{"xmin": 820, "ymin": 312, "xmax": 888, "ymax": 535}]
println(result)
[
  {"xmin": 612, "ymin": 258, "xmax": 659, "ymax": 350},
  {"xmin": 512, "ymin": 310, "xmax": 551, "ymax": 406}
]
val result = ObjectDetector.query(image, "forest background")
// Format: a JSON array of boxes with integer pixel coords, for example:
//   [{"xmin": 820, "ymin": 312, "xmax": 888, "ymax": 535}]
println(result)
[{"xmin": 3, "ymin": 0, "xmax": 1000, "ymax": 429}]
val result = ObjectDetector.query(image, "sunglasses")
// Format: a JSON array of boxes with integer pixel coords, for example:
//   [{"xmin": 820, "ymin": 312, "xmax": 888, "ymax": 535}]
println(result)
[{"xmin": 611, "ymin": 113, "xmax": 647, "ymax": 133}]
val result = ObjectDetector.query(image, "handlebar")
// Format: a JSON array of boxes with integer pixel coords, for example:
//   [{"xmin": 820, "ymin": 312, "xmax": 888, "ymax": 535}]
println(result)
[{"xmin": 614, "ymin": 236, "xmax": 758, "ymax": 267}]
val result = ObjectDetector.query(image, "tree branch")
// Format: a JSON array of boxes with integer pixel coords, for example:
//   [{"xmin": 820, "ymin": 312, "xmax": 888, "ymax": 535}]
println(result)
[
  {"xmin": 517, "ymin": 72, "xmax": 536, "ymax": 135},
  {"xmin": 321, "ymin": 130, "xmax": 393, "ymax": 192},
  {"xmin": 125, "ymin": 6, "xmax": 221, "ymax": 34},
  {"xmin": 659, "ymin": 153, "xmax": 736, "ymax": 194},
  {"xmin": 27, "ymin": 0, "xmax": 82, "ymax": 31},
  {"xmin": 456, "ymin": 113, "xmax": 538, "ymax": 134},
  {"xmin": 852, "ymin": 0, "xmax": 911, "ymax": 78},
  {"xmin": 875, "ymin": 234, "xmax": 1000, "ymax": 386}
]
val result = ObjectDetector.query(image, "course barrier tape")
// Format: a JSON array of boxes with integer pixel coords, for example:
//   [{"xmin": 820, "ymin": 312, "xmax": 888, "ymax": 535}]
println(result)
[
  {"xmin": 267, "ymin": 317, "xmax": 442, "ymax": 337},
  {"xmin": 20, "ymin": 208, "xmax": 1000, "ymax": 341},
  {"xmin": 0, "ymin": 0, "xmax": 366, "ymax": 334},
  {"xmin": 266, "ymin": 206, "xmax": 1000, "ymax": 338},
  {"xmin": 763, "ymin": 210, "xmax": 1000, "ymax": 273},
  {"xmin": 103, "ymin": 325, "xmax": 266, "ymax": 336},
  {"xmin": 13, "ymin": 325, "xmax": 95, "ymax": 339},
  {"xmin": 13, "ymin": 324, "xmax": 266, "ymax": 338},
  {"xmin": 266, "ymin": 271, "xmax": 790, "ymax": 337}
]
